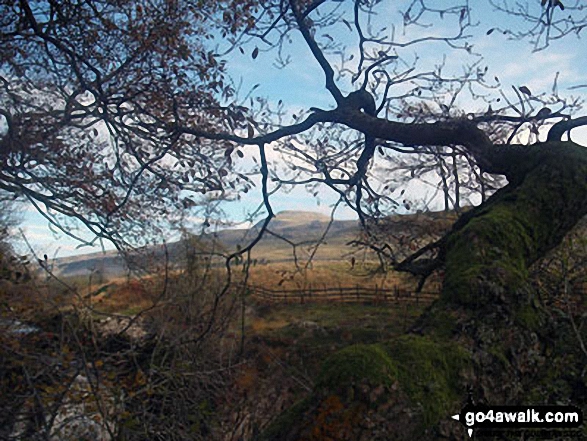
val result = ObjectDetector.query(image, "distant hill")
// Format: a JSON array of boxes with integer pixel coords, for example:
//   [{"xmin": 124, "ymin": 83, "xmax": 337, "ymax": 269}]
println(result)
[
  {"xmin": 45, "ymin": 211, "xmax": 357, "ymax": 279},
  {"xmin": 255, "ymin": 210, "xmax": 333, "ymax": 231},
  {"xmin": 261, "ymin": 210, "xmax": 331, "ymax": 226},
  {"xmin": 48, "ymin": 209, "xmax": 459, "ymax": 280}
]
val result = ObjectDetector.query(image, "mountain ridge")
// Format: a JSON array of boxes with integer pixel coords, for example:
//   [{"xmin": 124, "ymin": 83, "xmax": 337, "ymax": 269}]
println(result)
[
  {"xmin": 48, "ymin": 209, "xmax": 460, "ymax": 279},
  {"xmin": 50, "ymin": 211, "xmax": 359, "ymax": 278}
]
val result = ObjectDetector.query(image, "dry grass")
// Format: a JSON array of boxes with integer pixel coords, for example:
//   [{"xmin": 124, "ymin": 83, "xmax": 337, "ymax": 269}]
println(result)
[
  {"xmin": 92, "ymin": 279, "xmax": 158, "ymax": 315},
  {"xmin": 241, "ymin": 260, "xmax": 441, "ymax": 295},
  {"xmin": 4, "ymin": 258, "xmax": 441, "ymax": 322},
  {"xmin": 249, "ymin": 317, "xmax": 290, "ymax": 333},
  {"xmin": 110, "ymin": 261, "xmax": 431, "ymax": 309}
]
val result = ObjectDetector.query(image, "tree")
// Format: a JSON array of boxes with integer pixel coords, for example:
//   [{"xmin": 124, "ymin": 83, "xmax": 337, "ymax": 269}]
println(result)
[
  {"xmin": 2, "ymin": 0, "xmax": 587, "ymax": 438},
  {"xmin": 0, "ymin": 191, "xmax": 23, "ymax": 280},
  {"xmin": 0, "ymin": 0, "xmax": 257, "ymax": 247}
]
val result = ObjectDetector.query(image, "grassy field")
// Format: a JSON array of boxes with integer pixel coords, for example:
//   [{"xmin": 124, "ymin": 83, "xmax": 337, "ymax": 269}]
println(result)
[
  {"xmin": 1, "ymin": 214, "xmax": 447, "ymax": 441},
  {"xmin": 5, "ymin": 210, "xmax": 586, "ymax": 440},
  {"xmin": 249, "ymin": 302, "xmax": 424, "ymax": 341},
  {"xmin": 44, "ymin": 255, "xmax": 441, "ymax": 317},
  {"xmin": 245, "ymin": 260, "xmax": 403, "ymax": 289}
]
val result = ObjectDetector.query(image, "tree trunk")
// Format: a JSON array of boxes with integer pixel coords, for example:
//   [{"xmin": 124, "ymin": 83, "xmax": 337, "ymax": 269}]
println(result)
[
  {"xmin": 260, "ymin": 142, "xmax": 587, "ymax": 440},
  {"xmin": 422, "ymin": 141, "xmax": 587, "ymax": 407},
  {"xmin": 443, "ymin": 141, "xmax": 587, "ymax": 307}
]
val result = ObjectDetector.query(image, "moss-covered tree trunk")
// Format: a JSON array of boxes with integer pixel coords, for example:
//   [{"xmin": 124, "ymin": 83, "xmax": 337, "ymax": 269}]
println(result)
[
  {"xmin": 426, "ymin": 141, "xmax": 587, "ymax": 408},
  {"xmin": 442, "ymin": 142, "xmax": 587, "ymax": 307},
  {"xmin": 261, "ymin": 141, "xmax": 587, "ymax": 440}
]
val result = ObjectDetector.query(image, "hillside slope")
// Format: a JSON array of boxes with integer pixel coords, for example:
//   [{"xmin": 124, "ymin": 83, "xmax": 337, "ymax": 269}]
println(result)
[{"xmin": 49, "ymin": 209, "xmax": 458, "ymax": 279}]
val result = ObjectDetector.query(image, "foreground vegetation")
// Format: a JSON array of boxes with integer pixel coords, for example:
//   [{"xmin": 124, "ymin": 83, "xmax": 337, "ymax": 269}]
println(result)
[
  {"xmin": 1, "ymin": 217, "xmax": 586, "ymax": 440},
  {"xmin": 0, "ymin": 254, "xmax": 431, "ymax": 440}
]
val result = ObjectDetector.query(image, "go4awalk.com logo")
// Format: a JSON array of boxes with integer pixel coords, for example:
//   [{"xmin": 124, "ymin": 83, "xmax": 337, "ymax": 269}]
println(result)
[{"xmin": 451, "ymin": 404, "xmax": 583, "ymax": 437}]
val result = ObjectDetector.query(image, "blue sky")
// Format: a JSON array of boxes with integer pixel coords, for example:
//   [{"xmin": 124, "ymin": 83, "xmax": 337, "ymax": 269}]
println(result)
[{"xmin": 15, "ymin": 1, "xmax": 587, "ymax": 257}]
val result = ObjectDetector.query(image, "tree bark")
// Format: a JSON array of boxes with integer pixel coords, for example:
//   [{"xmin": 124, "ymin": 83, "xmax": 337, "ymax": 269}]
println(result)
[
  {"xmin": 260, "ymin": 141, "xmax": 587, "ymax": 440},
  {"xmin": 441, "ymin": 141, "xmax": 587, "ymax": 307}
]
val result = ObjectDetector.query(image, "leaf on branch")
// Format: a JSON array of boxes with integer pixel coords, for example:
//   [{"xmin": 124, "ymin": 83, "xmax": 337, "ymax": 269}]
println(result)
[
  {"xmin": 486, "ymin": 28, "xmax": 495, "ymax": 35},
  {"xmin": 241, "ymin": 175, "xmax": 254, "ymax": 186},
  {"xmin": 252, "ymin": 47, "xmax": 259, "ymax": 59},
  {"xmin": 556, "ymin": 0, "xmax": 565, "ymax": 10},
  {"xmin": 237, "ymin": 150, "xmax": 244, "ymax": 158},
  {"xmin": 342, "ymin": 19, "xmax": 352, "ymax": 31},
  {"xmin": 247, "ymin": 124, "xmax": 254, "ymax": 138},
  {"xmin": 519, "ymin": 85, "xmax": 532, "ymax": 96}
]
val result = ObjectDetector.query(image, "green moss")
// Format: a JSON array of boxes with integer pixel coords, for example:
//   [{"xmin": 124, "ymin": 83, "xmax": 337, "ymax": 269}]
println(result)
[
  {"xmin": 387, "ymin": 335, "xmax": 470, "ymax": 426},
  {"xmin": 442, "ymin": 142, "xmax": 587, "ymax": 308},
  {"xmin": 316, "ymin": 337, "xmax": 471, "ymax": 427},
  {"xmin": 260, "ymin": 336, "xmax": 471, "ymax": 440},
  {"xmin": 429, "ymin": 143, "xmax": 587, "ymax": 432},
  {"xmin": 443, "ymin": 204, "xmax": 533, "ymax": 306},
  {"xmin": 316, "ymin": 343, "xmax": 398, "ymax": 394},
  {"xmin": 317, "ymin": 337, "xmax": 470, "ymax": 426},
  {"xmin": 487, "ymin": 343, "xmax": 509, "ymax": 368},
  {"xmin": 260, "ymin": 344, "xmax": 400, "ymax": 440}
]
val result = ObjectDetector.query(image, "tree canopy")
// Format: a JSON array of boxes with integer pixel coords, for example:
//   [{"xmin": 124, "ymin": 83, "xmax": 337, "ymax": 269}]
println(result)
[
  {"xmin": 1, "ymin": 0, "xmax": 586, "ymax": 253},
  {"xmin": 1, "ymin": 0, "xmax": 259, "ymax": 246}
]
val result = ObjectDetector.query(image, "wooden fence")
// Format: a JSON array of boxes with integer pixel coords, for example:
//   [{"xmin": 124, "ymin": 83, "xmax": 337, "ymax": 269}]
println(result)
[{"xmin": 247, "ymin": 284, "xmax": 438, "ymax": 306}]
